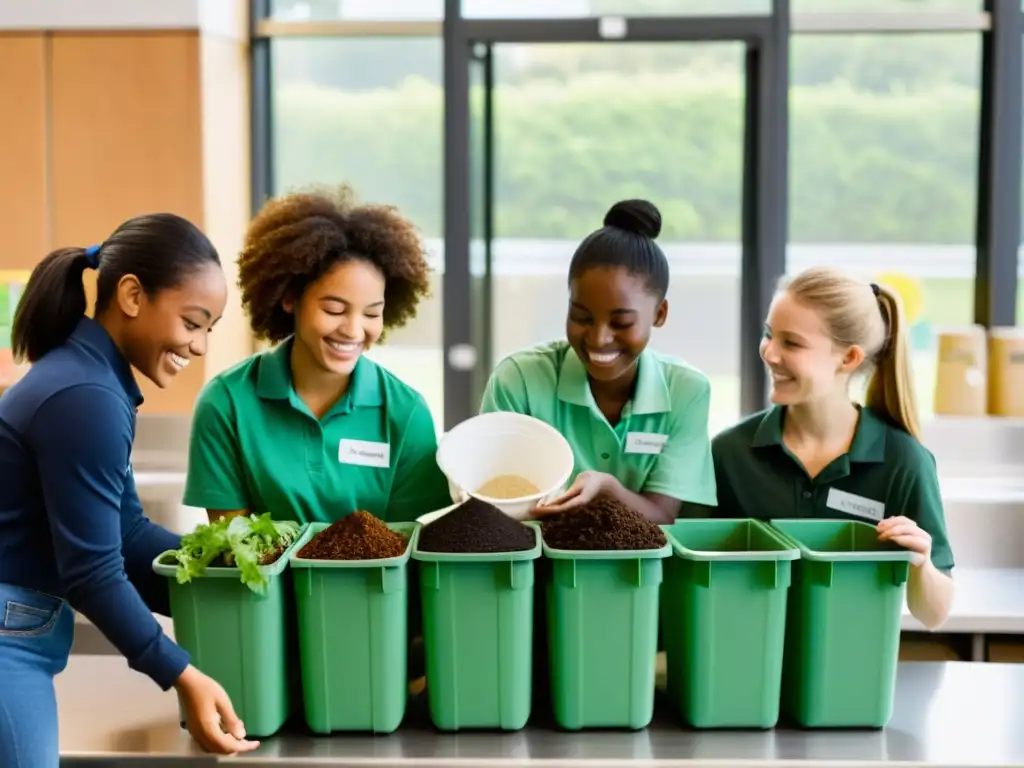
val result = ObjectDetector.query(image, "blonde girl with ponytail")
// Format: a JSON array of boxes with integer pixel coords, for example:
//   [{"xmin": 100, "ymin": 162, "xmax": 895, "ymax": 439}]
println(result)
[{"xmin": 711, "ymin": 267, "xmax": 954, "ymax": 630}]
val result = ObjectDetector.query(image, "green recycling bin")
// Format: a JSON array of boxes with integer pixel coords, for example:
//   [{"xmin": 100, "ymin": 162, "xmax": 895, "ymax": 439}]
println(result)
[{"xmin": 770, "ymin": 518, "xmax": 916, "ymax": 728}]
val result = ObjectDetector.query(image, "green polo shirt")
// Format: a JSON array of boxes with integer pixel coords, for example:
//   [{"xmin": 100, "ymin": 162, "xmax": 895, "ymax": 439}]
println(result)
[
  {"xmin": 478, "ymin": 340, "xmax": 717, "ymax": 506},
  {"xmin": 182, "ymin": 340, "xmax": 453, "ymax": 525},
  {"xmin": 711, "ymin": 405, "xmax": 955, "ymax": 571}
]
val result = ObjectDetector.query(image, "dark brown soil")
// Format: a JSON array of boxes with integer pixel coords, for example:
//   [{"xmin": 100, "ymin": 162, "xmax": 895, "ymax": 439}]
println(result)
[
  {"xmin": 418, "ymin": 497, "xmax": 535, "ymax": 554},
  {"xmin": 216, "ymin": 546, "xmax": 285, "ymax": 568},
  {"xmin": 259, "ymin": 547, "xmax": 286, "ymax": 565},
  {"xmin": 298, "ymin": 511, "xmax": 408, "ymax": 560},
  {"xmin": 540, "ymin": 495, "xmax": 667, "ymax": 551}
]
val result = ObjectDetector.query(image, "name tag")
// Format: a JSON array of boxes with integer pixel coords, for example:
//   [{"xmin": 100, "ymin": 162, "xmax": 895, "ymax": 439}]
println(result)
[
  {"xmin": 826, "ymin": 488, "xmax": 884, "ymax": 522},
  {"xmin": 338, "ymin": 439, "xmax": 390, "ymax": 468},
  {"xmin": 624, "ymin": 432, "xmax": 668, "ymax": 455}
]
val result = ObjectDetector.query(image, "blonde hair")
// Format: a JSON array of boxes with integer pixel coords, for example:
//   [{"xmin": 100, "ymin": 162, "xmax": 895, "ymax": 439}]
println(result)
[{"xmin": 779, "ymin": 267, "xmax": 920, "ymax": 440}]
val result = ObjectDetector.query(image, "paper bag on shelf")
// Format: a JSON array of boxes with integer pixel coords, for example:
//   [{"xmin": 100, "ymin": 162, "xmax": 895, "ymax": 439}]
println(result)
[
  {"xmin": 987, "ymin": 327, "xmax": 1024, "ymax": 417},
  {"xmin": 933, "ymin": 326, "xmax": 987, "ymax": 417}
]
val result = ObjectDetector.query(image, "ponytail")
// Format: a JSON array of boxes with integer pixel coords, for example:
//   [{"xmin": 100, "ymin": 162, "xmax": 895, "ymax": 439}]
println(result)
[
  {"xmin": 11, "ymin": 213, "xmax": 219, "ymax": 365},
  {"xmin": 11, "ymin": 247, "xmax": 93, "ymax": 363},
  {"xmin": 782, "ymin": 267, "xmax": 922, "ymax": 442},
  {"xmin": 864, "ymin": 284, "xmax": 921, "ymax": 440}
]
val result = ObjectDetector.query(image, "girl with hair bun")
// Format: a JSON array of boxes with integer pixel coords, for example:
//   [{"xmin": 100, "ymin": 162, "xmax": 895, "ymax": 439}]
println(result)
[
  {"xmin": 712, "ymin": 266, "xmax": 955, "ymax": 629},
  {"xmin": 480, "ymin": 199, "xmax": 717, "ymax": 523}
]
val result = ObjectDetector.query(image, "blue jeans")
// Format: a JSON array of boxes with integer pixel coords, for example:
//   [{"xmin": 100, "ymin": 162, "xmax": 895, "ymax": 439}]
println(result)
[{"xmin": 0, "ymin": 583, "xmax": 74, "ymax": 768}]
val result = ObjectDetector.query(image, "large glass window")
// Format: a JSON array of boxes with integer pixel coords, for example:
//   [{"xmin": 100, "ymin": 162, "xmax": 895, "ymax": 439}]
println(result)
[
  {"xmin": 271, "ymin": 37, "xmax": 445, "ymax": 429},
  {"xmin": 261, "ymin": 10, "xmax": 1013, "ymax": 434},
  {"xmin": 269, "ymin": 0, "xmax": 777, "ymax": 20},
  {"xmin": 792, "ymin": 0, "xmax": 980, "ymax": 10},
  {"xmin": 788, "ymin": 33, "xmax": 982, "ymax": 419},
  {"xmin": 270, "ymin": 0, "xmax": 443, "ymax": 20},
  {"xmin": 484, "ymin": 42, "xmax": 746, "ymax": 435},
  {"xmin": 462, "ymin": 1, "xmax": 770, "ymax": 17}
]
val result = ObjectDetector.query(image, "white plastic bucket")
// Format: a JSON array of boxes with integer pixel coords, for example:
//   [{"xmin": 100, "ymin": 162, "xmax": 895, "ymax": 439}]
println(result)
[{"xmin": 434, "ymin": 411, "xmax": 576, "ymax": 520}]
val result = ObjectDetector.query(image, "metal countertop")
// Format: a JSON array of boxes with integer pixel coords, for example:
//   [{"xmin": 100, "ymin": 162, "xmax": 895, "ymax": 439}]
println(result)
[{"xmin": 58, "ymin": 658, "xmax": 1024, "ymax": 766}]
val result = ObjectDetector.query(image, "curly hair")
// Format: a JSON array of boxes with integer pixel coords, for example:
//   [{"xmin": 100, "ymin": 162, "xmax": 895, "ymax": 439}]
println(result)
[{"xmin": 238, "ymin": 185, "xmax": 433, "ymax": 343}]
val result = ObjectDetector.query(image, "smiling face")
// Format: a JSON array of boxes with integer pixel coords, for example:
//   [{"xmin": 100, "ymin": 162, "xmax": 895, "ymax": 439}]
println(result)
[
  {"xmin": 287, "ymin": 258, "xmax": 386, "ymax": 378},
  {"xmin": 760, "ymin": 290, "xmax": 864, "ymax": 406},
  {"xmin": 566, "ymin": 266, "xmax": 667, "ymax": 386},
  {"xmin": 120, "ymin": 262, "xmax": 228, "ymax": 388}
]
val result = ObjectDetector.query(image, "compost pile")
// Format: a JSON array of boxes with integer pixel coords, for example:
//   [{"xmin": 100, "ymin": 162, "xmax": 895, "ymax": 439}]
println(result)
[
  {"xmin": 298, "ymin": 511, "xmax": 407, "ymax": 560},
  {"xmin": 165, "ymin": 513, "xmax": 302, "ymax": 593},
  {"xmin": 418, "ymin": 497, "xmax": 535, "ymax": 554},
  {"xmin": 541, "ymin": 495, "xmax": 666, "ymax": 551}
]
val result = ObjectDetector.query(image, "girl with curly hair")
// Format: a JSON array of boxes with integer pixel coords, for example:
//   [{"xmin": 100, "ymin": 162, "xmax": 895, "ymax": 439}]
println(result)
[{"xmin": 182, "ymin": 186, "xmax": 452, "ymax": 525}]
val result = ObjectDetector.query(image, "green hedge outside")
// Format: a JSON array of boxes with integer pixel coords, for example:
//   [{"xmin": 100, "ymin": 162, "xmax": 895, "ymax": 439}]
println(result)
[{"xmin": 273, "ymin": 73, "xmax": 980, "ymax": 244}]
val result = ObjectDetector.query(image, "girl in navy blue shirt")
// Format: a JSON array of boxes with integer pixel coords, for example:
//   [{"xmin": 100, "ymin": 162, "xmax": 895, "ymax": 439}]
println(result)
[{"xmin": 0, "ymin": 214, "xmax": 258, "ymax": 765}]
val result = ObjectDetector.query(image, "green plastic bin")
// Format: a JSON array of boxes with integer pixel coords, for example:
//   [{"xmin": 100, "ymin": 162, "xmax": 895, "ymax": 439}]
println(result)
[
  {"xmin": 289, "ymin": 521, "xmax": 418, "ymax": 734},
  {"xmin": 412, "ymin": 523, "xmax": 542, "ymax": 731},
  {"xmin": 152, "ymin": 527, "xmax": 306, "ymax": 738},
  {"xmin": 542, "ymin": 535, "xmax": 672, "ymax": 731},
  {"xmin": 769, "ymin": 519, "xmax": 915, "ymax": 729},
  {"xmin": 660, "ymin": 519, "xmax": 799, "ymax": 729}
]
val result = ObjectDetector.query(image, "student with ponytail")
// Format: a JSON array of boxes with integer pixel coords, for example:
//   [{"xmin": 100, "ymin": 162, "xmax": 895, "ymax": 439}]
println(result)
[
  {"xmin": 0, "ymin": 214, "xmax": 258, "ymax": 766},
  {"xmin": 711, "ymin": 267, "xmax": 955, "ymax": 629}
]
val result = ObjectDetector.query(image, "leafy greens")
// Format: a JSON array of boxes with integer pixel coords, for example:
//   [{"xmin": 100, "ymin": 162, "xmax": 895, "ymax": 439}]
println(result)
[{"xmin": 165, "ymin": 513, "xmax": 302, "ymax": 594}]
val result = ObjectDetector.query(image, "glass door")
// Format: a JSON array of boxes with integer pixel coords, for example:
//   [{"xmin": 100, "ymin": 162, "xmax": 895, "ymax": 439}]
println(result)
[
  {"xmin": 467, "ymin": 41, "xmax": 749, "ymax": 435},
  {"xmin": 443, "ymin": 12, "xmax": 787, "ymax": 431}
]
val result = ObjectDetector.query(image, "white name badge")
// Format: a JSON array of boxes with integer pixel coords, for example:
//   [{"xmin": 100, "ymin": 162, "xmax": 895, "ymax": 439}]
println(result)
[
  {"xmin": 826, "ymin": 488, "xmax": 885, "ymax": 522},
  {"xmin": 338, "ymin": 439, "xmax": 390, "ymax": 468},
  {"xmin": 624, "ymin": 432, "xmax": 668, "ymax": 455}
]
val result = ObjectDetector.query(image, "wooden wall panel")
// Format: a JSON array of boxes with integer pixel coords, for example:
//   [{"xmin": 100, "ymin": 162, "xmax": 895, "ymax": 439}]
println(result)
[
  {"xmin": 199, "ymin": 35, "xmax": 254, "ymax": 379},
  {"xmin": 0, "ymin": 33, "xmax": 48, "ymax": 269},
  {"xmin": 50, "ymin": 32, "xmax": 206, "ymax": 413}
]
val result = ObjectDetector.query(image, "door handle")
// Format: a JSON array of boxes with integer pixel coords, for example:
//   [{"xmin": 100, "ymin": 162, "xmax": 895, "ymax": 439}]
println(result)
[{"xmin": 447, "ymin": 344, "xmax": 478, "ymax": 371}]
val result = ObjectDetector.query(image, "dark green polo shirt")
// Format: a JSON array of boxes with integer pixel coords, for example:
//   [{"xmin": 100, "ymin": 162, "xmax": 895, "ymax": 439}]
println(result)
[
  {"xmin": 183, "ymin": 339, "xmax": 453, "ymax": 525},
  {"xmin": 711, "ymin": 405, "xmax": 955, "ymax": 571}
]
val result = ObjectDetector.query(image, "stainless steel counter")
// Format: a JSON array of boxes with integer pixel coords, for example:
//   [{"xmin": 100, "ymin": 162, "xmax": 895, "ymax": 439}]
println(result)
[{"xmin": 58, "ymin": 657, "xmax": 1024, "ymax": 766}]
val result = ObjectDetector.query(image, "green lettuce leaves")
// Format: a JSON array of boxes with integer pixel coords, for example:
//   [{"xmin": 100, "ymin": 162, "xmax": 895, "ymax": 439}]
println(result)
[{"xmin": 166, "ymin": 513, "xmax": 301, "ymax": 594}]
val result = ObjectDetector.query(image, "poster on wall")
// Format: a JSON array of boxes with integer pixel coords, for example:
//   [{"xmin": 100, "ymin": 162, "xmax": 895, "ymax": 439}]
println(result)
[{"xmin": 0, "ymin": 270, "xmax": 31, "ymax": 387}]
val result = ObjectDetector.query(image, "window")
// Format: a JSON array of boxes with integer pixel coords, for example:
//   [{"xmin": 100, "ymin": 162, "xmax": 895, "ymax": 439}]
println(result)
[
  {"xmin": 270, "ymin": 0, "xmax": 443, "ymax": 20},
  {"xmin": 484, "ymin": 42, "xmax": 746, "ymax": 435},
  {"xmin": 792, "ymin": 0, "xmax": 980, "ymax": 10},
  {"xmin": 271, "ymin": 37, "xmax": 445, "ymax": 429},
  {"xmin": 462, "ymin": 0, "xmax": 770, "ymax": 17},
  {"xmin": 788, "ymin": 33, "xmax": 982, "ymax": 418}
]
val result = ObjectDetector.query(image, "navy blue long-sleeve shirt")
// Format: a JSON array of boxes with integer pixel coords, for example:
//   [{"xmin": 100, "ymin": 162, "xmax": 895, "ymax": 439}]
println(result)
[{"xmin": 0, "ymin": 318, "xmax": 190, "ymax": 689}]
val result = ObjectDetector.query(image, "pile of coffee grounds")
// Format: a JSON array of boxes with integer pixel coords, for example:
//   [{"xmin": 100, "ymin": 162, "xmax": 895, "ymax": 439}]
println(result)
[
  {"xmin": 298, "ymin": 511, "xmax": 408, "ymax": 560},
  {"xmin": 541, "ymin": 495, "xmax": 666, "ymax": 551},
  {"xmin": 418, "ymin": 497, "xmax": 535, "ymax": 554}
]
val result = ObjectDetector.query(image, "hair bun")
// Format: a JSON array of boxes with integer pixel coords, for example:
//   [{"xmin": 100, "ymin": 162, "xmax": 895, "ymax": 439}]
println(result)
[{"xmin": 603, "ymin": 199, "xmax": 662, "ymax": 239}]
